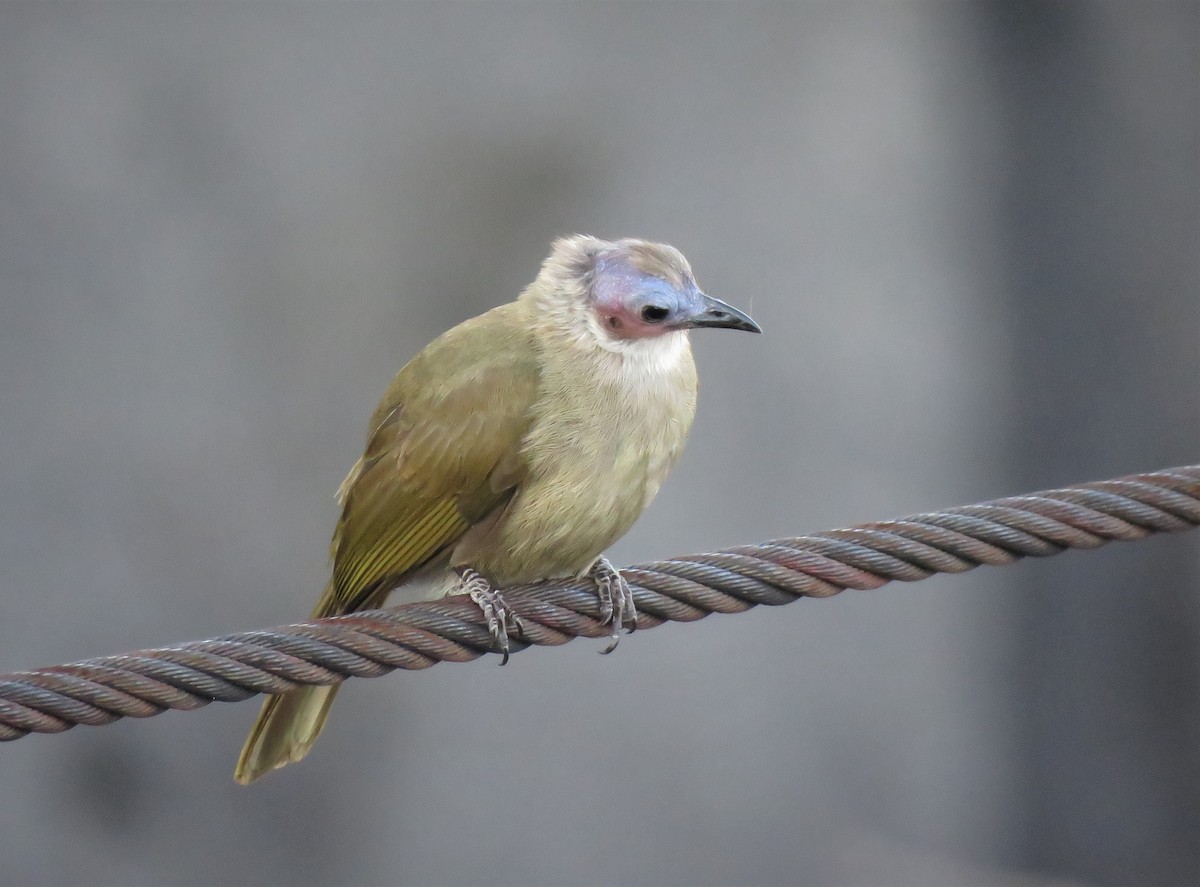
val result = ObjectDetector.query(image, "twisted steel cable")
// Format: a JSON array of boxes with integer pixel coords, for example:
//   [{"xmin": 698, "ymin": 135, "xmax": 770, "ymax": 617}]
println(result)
[{"xmin": 1, "ymin": 465, "xmax": 1197, "ymax": 742}]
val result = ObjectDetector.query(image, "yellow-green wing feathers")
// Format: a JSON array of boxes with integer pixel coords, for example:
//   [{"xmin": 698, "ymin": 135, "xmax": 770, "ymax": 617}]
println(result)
[
  {"xmin": 235, "ymin": 303, "xmax": 540, "ymax": 784},
  {"xmin": 324, "ymin": 303, "xmax": 540, "ymax": 615}
]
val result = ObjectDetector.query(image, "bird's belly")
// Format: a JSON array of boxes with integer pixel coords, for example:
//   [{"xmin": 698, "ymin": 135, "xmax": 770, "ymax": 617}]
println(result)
[
  {"xmin": 470, "ymin": 463, "xmax": 650, "ymax": 584},
  {"xmin": 457, "ymin": 415, "xmax": 684, "ymax": 586}
]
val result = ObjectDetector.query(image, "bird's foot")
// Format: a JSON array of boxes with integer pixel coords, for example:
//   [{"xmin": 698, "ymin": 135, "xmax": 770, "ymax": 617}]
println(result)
[
  {"xmin": 457, "ymin": 567, "xmax": 523, "ymax": 666},
  {"xmin": 590, "ymin": 556, "xmax": 636, "ymax": 654}
]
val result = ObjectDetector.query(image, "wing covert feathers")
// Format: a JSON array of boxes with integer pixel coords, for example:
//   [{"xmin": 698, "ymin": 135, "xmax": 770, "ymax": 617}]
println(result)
[{"xmin": 326, "ymin": 302, "xmax": 540, "ymax": 614}]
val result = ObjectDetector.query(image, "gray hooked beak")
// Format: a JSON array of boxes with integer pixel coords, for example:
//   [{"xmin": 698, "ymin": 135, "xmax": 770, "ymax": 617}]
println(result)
[{"xmin": 685, "ymin": 292, "xmax": 762, "ymax": 333}]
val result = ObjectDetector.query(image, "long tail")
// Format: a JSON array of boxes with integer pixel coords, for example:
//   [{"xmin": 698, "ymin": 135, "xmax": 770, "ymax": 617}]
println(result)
[
  {"xmin": 234, "ymin": 580, "xmax": 350, "ymax": 785},
  {"xmin": 233, "ymin": 683, "xmax": 341, "ymax": 785}
]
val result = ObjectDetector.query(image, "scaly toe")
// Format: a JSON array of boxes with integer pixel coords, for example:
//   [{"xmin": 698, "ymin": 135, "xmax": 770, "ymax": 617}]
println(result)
[
  {"xmin": 458, "ymin": 567, "xmax": 517, "ymax": 665},
  {"xmin": 590, "ymin": 556, "xmax": 636, "ymax": 652}
]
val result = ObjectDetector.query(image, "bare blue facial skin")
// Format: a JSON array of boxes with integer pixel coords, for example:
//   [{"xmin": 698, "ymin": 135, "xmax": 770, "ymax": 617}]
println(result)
[{"xmin": 592, "ymin": 257, "xmax": 760, "ymax": 339}]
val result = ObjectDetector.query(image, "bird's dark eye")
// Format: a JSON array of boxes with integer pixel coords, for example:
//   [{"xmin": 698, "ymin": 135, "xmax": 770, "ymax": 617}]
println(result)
[{"xmin": 640, "ymin": 305, "xmax": 670, "ymax": 323}]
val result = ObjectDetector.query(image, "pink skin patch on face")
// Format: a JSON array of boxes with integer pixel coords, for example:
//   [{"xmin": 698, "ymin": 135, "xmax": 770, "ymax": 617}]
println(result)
[
  {"xmin": 597, "ymin": 303, "xmax": 665, "ymax": 340},
  {"xmin": 592, "ymin": 260, "xmax": 679, "ymax": 340}
]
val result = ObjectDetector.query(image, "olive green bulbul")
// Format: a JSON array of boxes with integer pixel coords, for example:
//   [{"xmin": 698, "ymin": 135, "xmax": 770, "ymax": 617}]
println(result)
[{"xmin": 234, "ymin": 235, "xmax": 760, "ymax": 783}]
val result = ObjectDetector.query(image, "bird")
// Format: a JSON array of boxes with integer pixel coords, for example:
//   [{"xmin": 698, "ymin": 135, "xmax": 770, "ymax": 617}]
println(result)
[{"xmin": 234, "ymin": 234, "xmax": 760, "ymax": 783}]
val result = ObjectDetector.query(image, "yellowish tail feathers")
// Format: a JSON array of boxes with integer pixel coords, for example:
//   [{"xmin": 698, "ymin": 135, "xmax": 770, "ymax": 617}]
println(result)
[{"xmin": 233, "ymin": 683, "xmax": 340, "ymax": 785}]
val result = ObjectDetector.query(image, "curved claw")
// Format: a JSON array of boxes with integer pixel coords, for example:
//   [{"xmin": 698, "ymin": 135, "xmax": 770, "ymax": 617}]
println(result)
[
  {"xmin": 590, "ymin": 556, "xmax": 637, "ymax": 653},
  {"xmin": 457, "ymin": 567, "xmax": 520, "ymax": 666}
]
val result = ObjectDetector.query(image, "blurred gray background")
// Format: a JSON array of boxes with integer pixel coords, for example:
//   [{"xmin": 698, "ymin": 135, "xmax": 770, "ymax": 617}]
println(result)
[{"xmin": 0, "ymin": 2, "xmax": 1197, "ymax": 885}]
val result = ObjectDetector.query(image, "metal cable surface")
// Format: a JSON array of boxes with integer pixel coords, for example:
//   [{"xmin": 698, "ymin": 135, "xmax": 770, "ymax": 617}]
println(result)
[{"xmin": 2, "ymin": 465, "xmax": 1197, "ymax": 742}]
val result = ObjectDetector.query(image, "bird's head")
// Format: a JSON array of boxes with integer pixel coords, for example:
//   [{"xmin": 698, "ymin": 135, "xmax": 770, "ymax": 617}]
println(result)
[{"xmin": 530, "ymin": 236, "xmax": 761, "ymax": 349}]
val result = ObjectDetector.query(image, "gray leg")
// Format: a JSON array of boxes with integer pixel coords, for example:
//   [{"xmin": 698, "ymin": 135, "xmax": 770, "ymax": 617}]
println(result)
[
  {"xmin": 590, "ymin": 556, "xmax": 637, "ymax": 654},
  {"xmin": 457, "ymin": 567, "xmax": 523, "ymax": 666}
]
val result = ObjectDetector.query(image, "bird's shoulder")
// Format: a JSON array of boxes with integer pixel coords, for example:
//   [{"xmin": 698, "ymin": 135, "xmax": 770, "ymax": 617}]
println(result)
[
  {"xmin": 361, "ymin": 301, "xmax": 526, "ymax": 418},
  {"xmin": 353, "ymin": 300, "xmax": 542, "ymax": 502}
]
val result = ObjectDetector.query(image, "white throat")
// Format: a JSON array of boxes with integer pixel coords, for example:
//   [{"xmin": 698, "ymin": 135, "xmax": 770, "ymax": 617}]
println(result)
[{"xmin": 592, "ymin": 327, "xmax": 691, "ymax": 376}]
